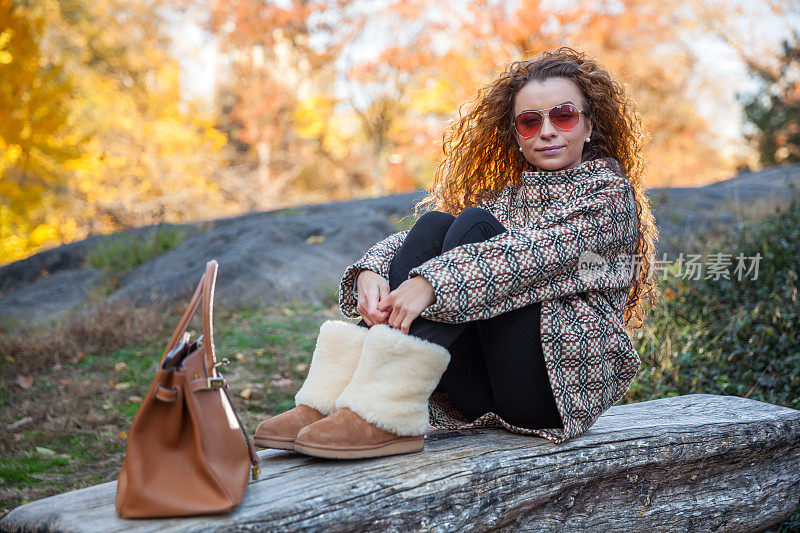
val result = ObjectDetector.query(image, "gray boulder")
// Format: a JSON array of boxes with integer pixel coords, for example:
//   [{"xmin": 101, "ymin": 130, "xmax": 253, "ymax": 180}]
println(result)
[
  {"xmin": 1, "ymin": 162, "xmax": 799, "ymax": 330},
  {"xmin": 0, "ymin": 193, "xmax": 425, "ymax": 329}
]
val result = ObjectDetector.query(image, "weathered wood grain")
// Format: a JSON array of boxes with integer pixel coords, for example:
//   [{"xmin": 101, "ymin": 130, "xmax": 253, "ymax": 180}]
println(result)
[{"xmin": 1, "ymin": 394, "xmax": 798, "ymax": 532}]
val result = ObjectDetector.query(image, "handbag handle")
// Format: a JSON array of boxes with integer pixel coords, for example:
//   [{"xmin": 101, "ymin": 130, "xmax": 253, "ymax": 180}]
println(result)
[
  {"xmin": 157, "ymin": 261, "xmax": 261, "ymax": 481},
  {"xmin": 159, "ymin": 260, "xmax": 219, "ymax": 378}
]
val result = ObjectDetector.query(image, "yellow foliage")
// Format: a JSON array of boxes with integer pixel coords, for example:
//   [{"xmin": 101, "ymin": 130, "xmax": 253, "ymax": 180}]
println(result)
[
  {"xmin": 293, "ymin": 95, "xmax": 336, "ymax": 139},
  {"xmin": 0, "ymin": 0, "xmax": 231, "ymax": 266},
  {"xmin": 408, "ymin": 78, "xmax": 459, "ymax": 116}
]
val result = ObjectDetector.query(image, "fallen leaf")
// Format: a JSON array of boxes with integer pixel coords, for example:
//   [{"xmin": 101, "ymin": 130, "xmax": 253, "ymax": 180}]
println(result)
[
  {"xmin": 58, "ymin": 378, "xmax": 73, "ymax": 386},
  {"xmin": 35, "ymin": 446, "xmax": 56, "ymax": 456},
  {"xmin": 240, "ymin": 388, "xmax": 252, "ymax": 400},
  {"xmin": 69, "ymin": 351, "xmax": 87, "ymax": 364},
  {"xmin": 269, "ymin": 378, "xmax": 294, "ymax": 388},
  {"xmin": 127, "ymin": 396, "xmax": 143, "ymax": 403},
  {"xmin": 15, "ymin": 375, "xmax": 33, "ymax": 390},
  {"xmin": 119, "ymin": 432, "xmax": 127, "ymax": 440},
  {"xmin": 108, "ymin": 380, "xmax": 116, "ymax": 388},
  {"xmin": 13, "ymin": 433, "xmax": 23, "ymax": 443},
  {"xmin": 295, "ymin": 363, "xmax": 308, "ymax": 373},
  {"xmin": 8, "ymin": 416, "xmax": 33, "ymax": 430},
  {"xmin": 114, "ymin": 362, "xmax": 128, "ymax": 371},
  {"xmin": 114, "ymin": 382, "xmax": 132, "ymax": 391},
  {"xmin": 305, "ymin": 235, "xmax": 325, "ymax": 244},
  {"xmin": 281, "ymin": 307, "xmax": 295, "ymax": 316}
]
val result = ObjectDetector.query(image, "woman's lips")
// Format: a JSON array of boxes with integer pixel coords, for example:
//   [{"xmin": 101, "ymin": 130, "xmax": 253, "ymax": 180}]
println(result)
[{"xmin": 537, "ymin": 146, "xmax": 564, "ymax": 155}]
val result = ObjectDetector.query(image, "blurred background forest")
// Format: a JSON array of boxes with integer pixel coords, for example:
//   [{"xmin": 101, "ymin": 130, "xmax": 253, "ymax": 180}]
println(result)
[{"xmin": 1, "ymin": 0, "xmax": 799, "ymax": 266}]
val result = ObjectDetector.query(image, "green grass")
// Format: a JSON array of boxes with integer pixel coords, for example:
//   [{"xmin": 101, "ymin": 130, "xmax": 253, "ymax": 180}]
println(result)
[
  {"xmin": 0, "ymin": 455, "xmax": 69, "ymax": 484},
  {"xmin": 84, "ymin": 225, "xmax": 189, "ymax": 300},
  {"xmin": 391, "ymin": 214, "xmax": 419, "ymax": 231}
]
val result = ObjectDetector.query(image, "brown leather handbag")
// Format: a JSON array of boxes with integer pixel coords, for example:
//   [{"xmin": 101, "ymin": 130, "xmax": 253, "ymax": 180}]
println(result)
[{"xmin": 115, "ymin": 259, "xmax": 260, "ymax": 518}]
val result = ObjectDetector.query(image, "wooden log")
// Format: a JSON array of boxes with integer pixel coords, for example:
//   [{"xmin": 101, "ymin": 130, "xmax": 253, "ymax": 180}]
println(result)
[{"xmin": 1, "ymin": 394, "xmax": 798, "ymax": 532}]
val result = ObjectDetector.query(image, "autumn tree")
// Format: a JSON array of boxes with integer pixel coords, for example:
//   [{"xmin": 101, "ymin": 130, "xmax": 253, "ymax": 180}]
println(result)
[
  {"xmin": 209, "ymin": 0, "xmax": 363, "ymax": 207},
  {"xmin": 0, "ymin": 0, "xmax": 79, "ymax": 263},
  {"xmin": 0, "ymin": 0, "xmax": 230, "ymax": 265},
  {"xmin": 739, "ymin": 29, "xmax": 800, "ymax": 165}
]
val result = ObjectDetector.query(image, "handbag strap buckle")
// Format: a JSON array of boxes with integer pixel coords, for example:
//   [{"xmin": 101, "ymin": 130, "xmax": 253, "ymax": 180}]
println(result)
[{"xmin": 207, "ymin": 376, "xmax": 226, "ymax": 390}]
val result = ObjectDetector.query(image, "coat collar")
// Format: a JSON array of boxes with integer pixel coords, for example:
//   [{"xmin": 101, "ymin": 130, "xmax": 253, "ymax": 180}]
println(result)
[{"xmin": 520, "ymin": 157, "xmax": 619, "ymax": 187}]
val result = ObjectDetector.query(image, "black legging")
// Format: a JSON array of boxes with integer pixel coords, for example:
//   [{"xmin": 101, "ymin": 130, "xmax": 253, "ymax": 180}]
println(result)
[{"xmin": 356, "ymin": 207, "xmax": 563, "ymax": 430}]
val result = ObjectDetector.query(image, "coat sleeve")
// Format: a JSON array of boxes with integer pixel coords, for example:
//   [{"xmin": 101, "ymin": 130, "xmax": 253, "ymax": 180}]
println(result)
[
  {"xmin": 408, "ymin": 178, "xmax": 639, "ymax": 323},
  {"xmin": 338, "ymin": 229, "xmax": 411, "ymax": 318}
]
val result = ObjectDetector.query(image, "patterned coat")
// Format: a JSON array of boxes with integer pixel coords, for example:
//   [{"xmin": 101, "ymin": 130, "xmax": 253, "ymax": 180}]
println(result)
[{"xmin": 338, "ymin": 156, "xmax": 641, "ymax": 444}]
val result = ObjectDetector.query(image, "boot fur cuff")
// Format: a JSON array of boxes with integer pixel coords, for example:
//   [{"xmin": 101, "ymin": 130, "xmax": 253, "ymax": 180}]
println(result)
[
  {"xmin": 335, "ymin": 324, "xmax": 451, "ymax": 436},
  {"xmin": 294, "ymin": 320, "xmax": 369, "ymax": 415}
]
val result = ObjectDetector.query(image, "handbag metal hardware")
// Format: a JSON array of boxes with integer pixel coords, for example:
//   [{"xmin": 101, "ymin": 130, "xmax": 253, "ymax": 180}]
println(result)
[{"xmin": 207, "ymin": 376, "xmax": 226, "ymax": 389}]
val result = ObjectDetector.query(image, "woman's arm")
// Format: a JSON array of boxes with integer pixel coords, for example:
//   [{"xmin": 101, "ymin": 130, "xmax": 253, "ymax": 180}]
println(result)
[
  {"xmin": 339, "ymin": 229, "xmax": 411, "ymax": 318},
  {"xmin": 407, "ymin": 178, "xmax": 638, "ymax": 323}
]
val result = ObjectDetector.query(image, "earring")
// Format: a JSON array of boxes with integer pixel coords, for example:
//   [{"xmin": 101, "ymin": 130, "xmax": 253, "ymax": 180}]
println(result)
[
  {"xmin": 519, "ymin": 146, "xmax": 523, "ymax": 151},
  {"xmin": 586, "ymin": 137, "xmax": 591, "ymax": 142}
]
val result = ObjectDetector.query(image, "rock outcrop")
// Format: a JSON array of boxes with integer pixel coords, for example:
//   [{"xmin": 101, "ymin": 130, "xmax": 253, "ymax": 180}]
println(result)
[{"xmin": 2, "ymin": 162, "xmax": 799, "ymax": 330}]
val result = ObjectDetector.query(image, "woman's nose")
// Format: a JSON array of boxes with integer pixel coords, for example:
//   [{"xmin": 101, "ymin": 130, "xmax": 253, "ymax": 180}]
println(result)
[{"xmin": 539, "ymin": 116, "xmax": 557, "ymax": 138}]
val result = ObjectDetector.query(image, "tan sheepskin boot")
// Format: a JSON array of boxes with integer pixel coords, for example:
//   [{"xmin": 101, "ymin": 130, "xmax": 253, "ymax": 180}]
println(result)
[
  {"xmin": 294, "ymin": 324, "xmax": 451, "ymax": 459},
  {"xmin": 252, "ymin": 320, "xmax": 369, "ymax": 450}
]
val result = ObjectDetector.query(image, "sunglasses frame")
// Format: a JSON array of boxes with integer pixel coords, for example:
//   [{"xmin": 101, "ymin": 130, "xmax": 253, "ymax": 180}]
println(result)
[{"xmin": 512, "ymin": 103, "xmax": 588, "ymax": 139}]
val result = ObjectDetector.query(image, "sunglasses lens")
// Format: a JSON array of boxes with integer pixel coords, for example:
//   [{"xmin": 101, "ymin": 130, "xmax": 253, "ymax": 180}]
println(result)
[
  {"xmin": 515, "ymin": 112, "xmax": 542, "ymax": 137},
  {"xmin": 550, "ymin": 104, "xmax": 580, "ymax": 130}
]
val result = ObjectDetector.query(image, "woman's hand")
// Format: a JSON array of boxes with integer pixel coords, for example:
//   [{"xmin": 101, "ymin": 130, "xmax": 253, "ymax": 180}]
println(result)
[
  {"xmin": 377, "ymin": 275, "xmax": 436, "ymax": 334},
  {"xmin": 356, "ymin": 269, "xmax": 392, "ymax": 326}
]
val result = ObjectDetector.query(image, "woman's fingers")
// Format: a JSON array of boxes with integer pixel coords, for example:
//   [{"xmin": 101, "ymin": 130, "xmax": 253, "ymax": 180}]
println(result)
[
  {"xmin": 400, "ymin": 313, "xmax": 414, "ymax": 334},
  {"xmin": 378, "ymin": 281, "xmax": 390, "ymax": 303},
  {"xmin": 357, "ymin": 300, "xmax": 374, "ymax": 326},
  {"xmin": 377, "ymin": 282, "xmax": 391, "ymax": 323},
  {"xmin": 386, "ymin": 300, "xmax": 399, "ymax": 328},
  {"xmin": 376, "ymin": 292, "xmax": 394, "ymax": 324},
  {"xmin": 364, "ymin": 287, "xmax": 381, "ymax": 322}
]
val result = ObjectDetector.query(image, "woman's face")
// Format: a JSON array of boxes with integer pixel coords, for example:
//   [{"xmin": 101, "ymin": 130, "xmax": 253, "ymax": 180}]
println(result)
[{"xmin": 513, "ymin": 77, "xmax": 593, "ymax": 172}]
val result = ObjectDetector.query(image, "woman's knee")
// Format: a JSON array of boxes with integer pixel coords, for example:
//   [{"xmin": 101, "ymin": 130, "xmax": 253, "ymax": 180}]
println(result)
[
  {"xmin": 402, "ymin": 211, "xmax": 456, "ymax": 249},
  {"xmin": 414, "ymin": 210, "xmax": 456, "ymax": 233},
  {"xmin": 443, "ymin": 207, "xmax": 506, "ymax": 250}
]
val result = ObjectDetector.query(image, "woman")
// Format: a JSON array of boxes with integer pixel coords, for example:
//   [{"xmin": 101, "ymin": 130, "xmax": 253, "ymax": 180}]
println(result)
[{"xmin": 253, "ymin": 47, "xmax": 658, "ymax": 458}]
